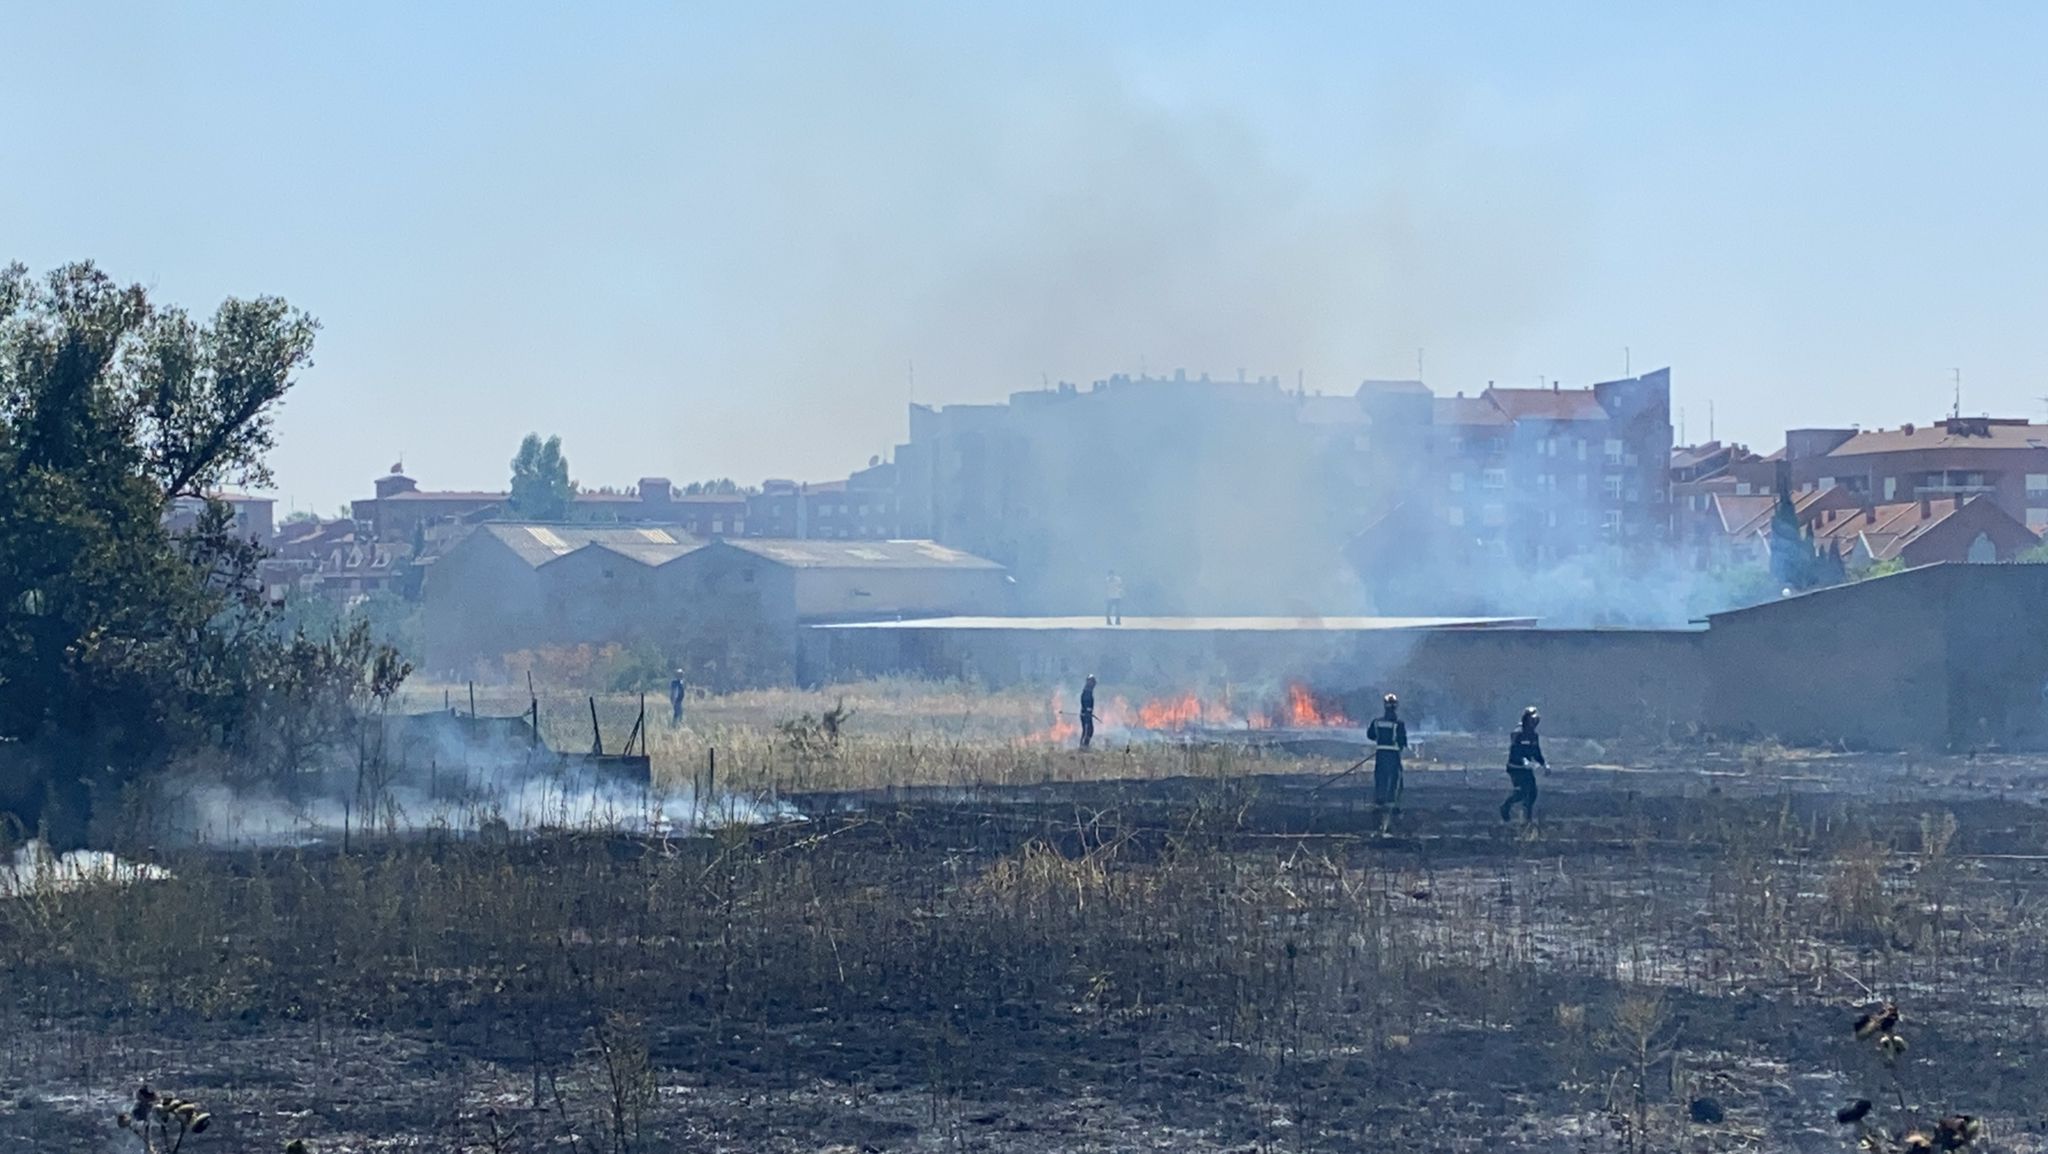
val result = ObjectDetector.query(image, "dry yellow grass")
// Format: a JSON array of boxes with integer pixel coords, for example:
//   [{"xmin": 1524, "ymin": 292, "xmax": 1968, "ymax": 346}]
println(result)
[{"xmin": 395, "ymin": 678, "xmax": 1297, "ymax": 794}]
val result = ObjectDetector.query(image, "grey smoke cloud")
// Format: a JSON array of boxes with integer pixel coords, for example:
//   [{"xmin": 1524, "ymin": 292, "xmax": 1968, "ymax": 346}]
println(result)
[{"xmin": 660, "ymin": 27, "xmax": 1592, "ymax": 472}]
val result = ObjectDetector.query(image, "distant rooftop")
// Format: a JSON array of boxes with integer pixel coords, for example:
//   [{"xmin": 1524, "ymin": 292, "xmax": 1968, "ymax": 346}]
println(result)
[
  {"xmin": 1826, "ymin": 417, "xmax": 2048, "ymax": 456},
  {"xmin": 810, "ymin": 614, "xmax": 1536, "ymax": 632},
  {"xmin": 476, "ymin": 523, "xmax": 703, "ymax": 568},
  {"xmin": 722, "ymin": 539, "xmax": 1002, "ymax": 570}
]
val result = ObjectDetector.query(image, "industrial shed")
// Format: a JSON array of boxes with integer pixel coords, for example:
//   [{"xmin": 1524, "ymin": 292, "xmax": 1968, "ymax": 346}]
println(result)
[
  {"xmin": 669, "ymin": 539, "xmax": 1013, "ymax": 684},
  {"xmin": 421, "ymin": 524, "xmax": 703, "ymax": 671},
  {"xmin": 421, "ymin": 527, "xmax": 1008, "ymax": 686}
]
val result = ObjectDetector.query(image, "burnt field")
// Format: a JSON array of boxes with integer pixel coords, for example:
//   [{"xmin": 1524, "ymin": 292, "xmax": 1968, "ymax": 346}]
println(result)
[{"xmin": 6, "ymin": 742, "xmax": 2048, "ymax": 1152}]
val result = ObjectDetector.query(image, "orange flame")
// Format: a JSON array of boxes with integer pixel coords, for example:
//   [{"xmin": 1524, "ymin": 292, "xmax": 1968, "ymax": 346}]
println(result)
[
  {"xmin": 1284, "ymin": 683, "xmax": 1352, "ymax": 727},
  {"xmin": 1023, "ymin": 682, "xmax": 1353, "ymax": 743}
]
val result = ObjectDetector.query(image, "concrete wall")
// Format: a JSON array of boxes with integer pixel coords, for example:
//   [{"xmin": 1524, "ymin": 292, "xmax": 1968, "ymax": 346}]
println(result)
[
  {"xmin": 1702, "ymin": 563, "xmax": 2048, "ymax": 749},
  {"xmin": 1398, "ymin": 629, "xmax": 1706, "ymax": 739},
  {"xmin": 1938, "ymin": 564, "xmax": 2048, "ymax": 749},
  {"xmin": 1704, "ymin": 570, "xmax": 1949, "ymax": 748}
]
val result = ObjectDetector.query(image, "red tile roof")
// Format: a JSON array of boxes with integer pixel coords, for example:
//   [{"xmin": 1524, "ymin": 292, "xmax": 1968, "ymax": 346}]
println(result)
[
  {"xmin": 1483, "ymin": 387, "xmax": 1610, "ymax": 422},
  {"xmin": 1433, "ymin": 395, "xmax": 1508, "ymax": 426},
  {"xmin": 1825, "ymin": 418, "xmax": 2048, "ymax": 457}
]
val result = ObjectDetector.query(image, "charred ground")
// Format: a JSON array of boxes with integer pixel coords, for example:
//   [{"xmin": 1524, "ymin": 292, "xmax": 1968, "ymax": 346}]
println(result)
[{"xmin": 5, "ymin": 730, "xmax": 2048, "ymax": 1152}]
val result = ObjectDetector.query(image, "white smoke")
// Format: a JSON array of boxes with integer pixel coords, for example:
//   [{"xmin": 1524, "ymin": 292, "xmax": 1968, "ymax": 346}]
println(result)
[{"xmin": 0, "ymin": 842, "xmax": 172, "ymax": 896}]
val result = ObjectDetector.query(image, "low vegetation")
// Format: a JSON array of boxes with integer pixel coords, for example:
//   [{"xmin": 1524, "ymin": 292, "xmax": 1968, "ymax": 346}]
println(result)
[{"xmin": 0, "ymin": 686, "xmax": 2040, "ymax": 1150}]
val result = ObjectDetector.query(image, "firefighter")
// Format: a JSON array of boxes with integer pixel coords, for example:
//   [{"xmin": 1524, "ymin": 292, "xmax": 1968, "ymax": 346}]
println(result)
[
  {"xmin": 668, "ymin": 670, "xmax": 687, "ymax": 726},
  {"xmin": 1365, "ymin": 693, "xmax": 1408, "ymax": 808},
  {"xmin": 1500, "ymin": 706, "xmax": 1546, "ymax": 823},
  {"xmin": 1079, "ymin": 675, "xmax": 1098, "ymax": 750}
]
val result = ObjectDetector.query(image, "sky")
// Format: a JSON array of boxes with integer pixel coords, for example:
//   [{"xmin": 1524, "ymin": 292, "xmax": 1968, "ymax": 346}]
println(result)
[{"xmin": 7, "ymin": 1, "xmax": 2048, "ymax": 513}]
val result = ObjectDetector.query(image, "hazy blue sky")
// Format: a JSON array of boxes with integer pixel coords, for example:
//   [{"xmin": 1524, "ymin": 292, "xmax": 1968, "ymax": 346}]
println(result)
[{"xmin": 8, "ymin": 2, "xmax": 2046, "ymax": 511}]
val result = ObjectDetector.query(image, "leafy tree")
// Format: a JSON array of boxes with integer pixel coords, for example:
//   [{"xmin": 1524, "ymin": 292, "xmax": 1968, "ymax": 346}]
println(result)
[
  {"xmin": 0, "ymin": 261, "xmax": 409, "ymax": 846},
  {"xmin": 508, "ymin": 433, "xmax": 573, "ymax": 520},
  {"xmin": 2020, "ymin": 538, "xmax": 2048, "ymax": 564}
]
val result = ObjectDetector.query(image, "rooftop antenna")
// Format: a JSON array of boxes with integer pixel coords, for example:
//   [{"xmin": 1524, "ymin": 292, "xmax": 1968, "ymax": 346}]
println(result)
[
  {"xmin": 1416, "ymin": 347, "xmax": 1425, "ymax": 380},
  {"xmin": 1708, "ymin": 400, "xmax": 1715, "ymax": 442},
  {"xmin": 1624, "ymin": 346, "xmax": 1631, "ymax": 377},
  {"xmin": 1679, "ymin": 406, "xmax": 1687, "ymax": 444},
  {"xmin": 1950, "ymin": 368, "xmax": 1962, "ymax": 420}
]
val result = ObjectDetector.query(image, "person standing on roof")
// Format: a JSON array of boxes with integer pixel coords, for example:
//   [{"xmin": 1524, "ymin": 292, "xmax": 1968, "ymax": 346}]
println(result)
[
  {"xmin": 1365, "ymin": 693, "xmax": 1408, "ymax": 809},
  {"xmin": 1079, "ymin": 675, "xmax": 1098, "ymax": 750},
  {"xmin": 1105, "ymin": 570, "xmax": 1124, "ymax": 625},
  {"xmin": 1500, "ymin": 706, "xmax": 1547, "ymax": 823}
]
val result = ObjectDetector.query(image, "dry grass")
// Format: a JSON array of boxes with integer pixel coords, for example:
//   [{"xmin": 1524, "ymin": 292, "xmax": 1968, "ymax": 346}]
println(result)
[{"xmin": 1, "ymin": 681, "xmax": 2043, "ymax": 1150}]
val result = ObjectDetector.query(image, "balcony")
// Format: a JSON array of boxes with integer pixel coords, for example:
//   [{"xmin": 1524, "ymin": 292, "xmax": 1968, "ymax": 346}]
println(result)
[{"xmin": 1913, "ymin": 483, "xmax": 1997, "ymax": 497}]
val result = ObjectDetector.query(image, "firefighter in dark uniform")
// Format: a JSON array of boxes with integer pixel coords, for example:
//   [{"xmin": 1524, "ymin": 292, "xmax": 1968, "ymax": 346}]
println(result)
[
  {"xmin": 1365, "ymin": 693, "xmax": 1408, "ymax": 807},
  {"xmin": 1500, "ymin": 706, "xmax": 1546, "ymax": 823},
  {"xmin": 1079, "ymin": 675, "xmax": 1097, "ymax": 751}
]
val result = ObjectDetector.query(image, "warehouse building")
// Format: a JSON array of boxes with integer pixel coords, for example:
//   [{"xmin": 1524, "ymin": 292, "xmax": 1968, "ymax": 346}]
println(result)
[{"xmin": 420, "ymin": 526, "xmax": 1009, "ymax": 685}]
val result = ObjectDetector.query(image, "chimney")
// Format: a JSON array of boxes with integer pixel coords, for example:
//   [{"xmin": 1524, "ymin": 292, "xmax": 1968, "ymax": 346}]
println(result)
[
  {"xmin": 1552, "ymin": 381, "xmax": 1559, "ymax": 392},
  {"xmin": 1902, "ymin": 422, "xmax": 1915, "ymax": 435},
  {"xmin": 1919, "ymin": 496, "xmax": 1931, "ymax": 519}
]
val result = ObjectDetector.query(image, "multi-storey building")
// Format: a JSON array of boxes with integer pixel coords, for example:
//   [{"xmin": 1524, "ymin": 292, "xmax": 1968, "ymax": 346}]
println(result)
[
  {"xmin": 1729, "ymin": 416, "xmax": 2048, "ymax": 535},
  {"xmin": 892, "ymin": 372, "xmax": 1350, "ymax": 613},
  {"xmin": 1370, "ymin": 370, "xmax": 1674, "ymax": 563}
]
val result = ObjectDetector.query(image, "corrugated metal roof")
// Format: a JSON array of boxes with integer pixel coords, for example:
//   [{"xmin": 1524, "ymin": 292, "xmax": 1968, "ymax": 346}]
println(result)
[
  {"xmin": 721, "ymin": 538, "xmax": 1003, "ymax": 570},
  {"xmin": 476, "ymin": 523, "xmax": 703, "ymax": 568}
]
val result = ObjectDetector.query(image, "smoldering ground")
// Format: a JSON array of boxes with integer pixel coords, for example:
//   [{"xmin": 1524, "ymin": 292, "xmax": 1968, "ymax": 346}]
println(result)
[{"xmin": 143, "ymin": 714, "xmax": 791, "ymax": 848}]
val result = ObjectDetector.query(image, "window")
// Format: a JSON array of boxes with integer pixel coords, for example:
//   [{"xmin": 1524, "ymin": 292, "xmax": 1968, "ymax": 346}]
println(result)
[
  {"xmin": 1602, "ymin": 509, "xmax": 1623, "ymax": 532},
  {"xmin": 2029, "ymin": 473, "xmax": 2048, "ymax": 496},
  {"xmin": 1577, "ymin": 440, "xmax": 1588, "ymax": 462},
  {"xmin": 1604, "ymin": 438, "xmax": 1624, "ymax": 465},
  {"xmin": 1446, "ymin": 506, "xmax": 1465, "ymax": 527},
  {"xmin": 1604, "ymin": 475, "xmax": 1623, "ymax": 499},
  {"xmin": 711, "ymin": 519, "xmax": 725, "ymax": 534},
  {"xmin": 2030, "ymin": 509, "xmax": 2048, "ymax": 532},
  {"xmin": 1546, "ymin": 510, "xmax": 1560, "ymax": 528},
  {"xmin": 1625, "ymin": 486, "xmax": 1640, "ymax": 503},
  {"xmin": 1578, "ymin": 474, "xmax": 1591, "ymax": 496},
  {"xmin": 1449, "ymin": 472, "xmax": 1465, "ymax": 493},
  {"xmin": 1482, "ymin": 503, "xmax": 1506, "ymax": 526},
  {"xmin": 1884, "ymin": 477, "xmax": 1898, "ymax": 501},
  {"xmin": 1818, "ymin": 476, "xmax": 1835, "ymax": 490},
  {"xmin": 1736, "ymin": 482, "xmax": 1752, "ymax": 495},
  {"xmin": 1482, "ymin": 468, "xmax": 1507, "ymax": 489}
]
